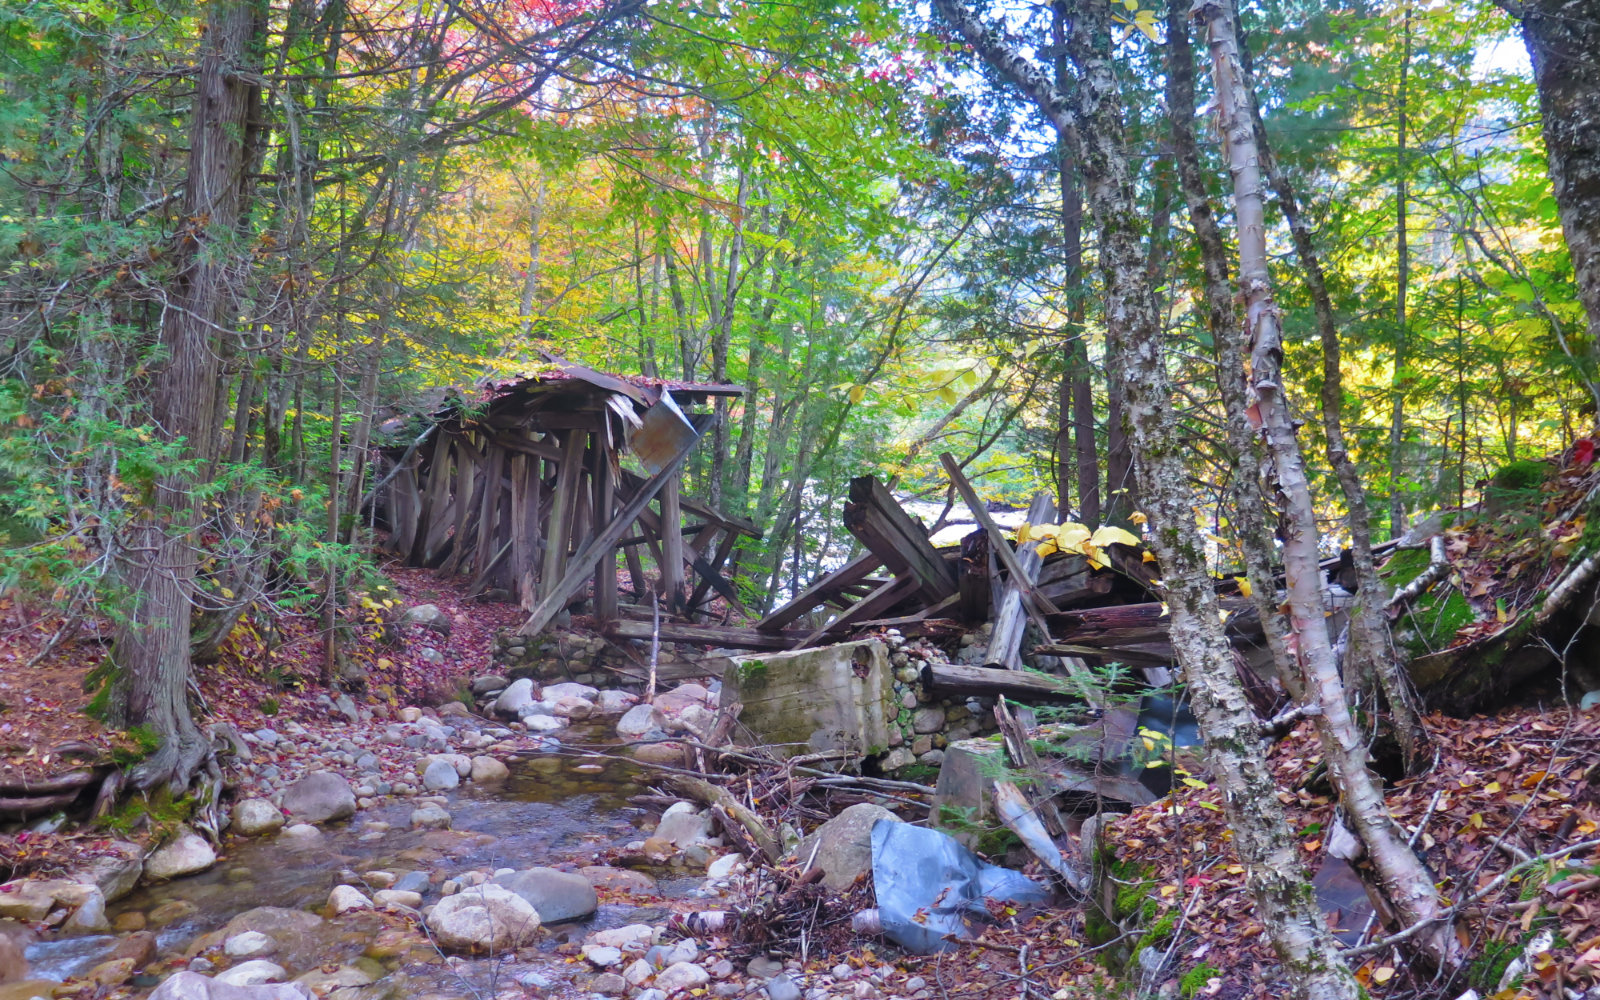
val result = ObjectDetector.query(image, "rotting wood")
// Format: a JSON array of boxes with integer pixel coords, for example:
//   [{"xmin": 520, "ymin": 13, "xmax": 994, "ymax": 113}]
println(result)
[
  {"xmin": 606, "ymin": 619, "xmax": 813, "ymax": 651},
  {"xmin": 794, "ymin": 573, "xmax": 921, "ymax": 649},
  {"xmin": 986, "ymin": 492, "xmax": 1057, "ymax": 670},
  {"xmin": 660, "ymin": 474, "xmax": 686, "ymax": 612},
  {"xmin": 593, "ymin": 446, "xmax": 618, "ymax": 624},
  {"xmin": 842, "ymin": 475, "xmax": 957, "ymax": 602},
  {"xmin": 756, "ymin": 552, "xmax": 882, "ymax": 632},
  {"xmin": 958, "ymin": 529, "xmax": 991, "ymax": 623},
  {"xmin": 940, "ymin": 452, "xmax": 1061, "ymax": 617},
  {"xmin": 922, "ymin": 662, "xmax": 1081, "ymax": 703},
  {"xmin": 520, "ymin": 435, "xmax": 700, "ymax": 636},
  {"xmin": 666, "ymin": 774, "xmax": 781, "ymax": 863},
  {"xmin": 541, "ymin": 429, "xmax": 583, "ymax": 595}
]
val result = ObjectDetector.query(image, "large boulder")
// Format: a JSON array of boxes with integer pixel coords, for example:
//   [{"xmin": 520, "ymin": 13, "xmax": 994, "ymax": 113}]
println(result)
[
  {"xmin": 470, "ymin": 756, "xmax": 510, "ymax": 783},
  {"xmin": 280, "ymin": 772, "xmax": 355, "ymax": 825},
  {"xmin": 494, "ymin": 679, "xmax": 537, "ymax": 718},
  {"xmin": 221, "ymin": 907, "xmax": 324, "ymax": 945},
  {"xmin": 421, "ymin": 759, "xmax": 459, "ymax": 791},
  {"xmin": 232, "ymin": 799, "xmax": 285, "ymax": 837},
  {"xmin": 398, "ymin": 604, "xmax": 452, "ymax": 637},
  {"xmin": 792, "ymin": 803, "xmax": 900, "ymax": 891},
  {"xmin": 145, "ymin": 830, "xmax": 217, "ymax": 881},
  {"xmin": 149, "ymin": 971, "xmax": 312, "ymax": 1000},
  {"xmin": 541, "ymin": 682, "xmax": 599, "ymax": 702},
  {"xmin": 0, "ymin": 880, "xmax": 94, "ymax": 921},
  {"xmin": 653, "ymin": 804, "xmax": 713, "ymax": 849},
  {"xmin": 425, "ymin": 884, "xmax": 540, "ymax": 953},
  {"xmin": 490, "ymin": 868, "xmax": 597, "ymax": 924}
]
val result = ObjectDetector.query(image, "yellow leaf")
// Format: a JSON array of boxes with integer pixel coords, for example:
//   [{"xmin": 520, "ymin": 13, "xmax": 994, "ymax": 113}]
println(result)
[
  {"xmin": 1372, "ymin": 968, "xmax": 1395, "ymax": 984},
  {"xmin": 1090, "ymin": 525, "xmax": 1141, "ymax": 549},
  {"xmin": 1303, "ymin": 839, "xmax": 1321, "ymax": 852},
  {"xmin": 1055, "ymin": 522, "xmax": 1092, "ymax": 554},
  {"xmin": 1484, "ymin": 781, "xmax": 1501, "ymax": 794},
  {"xmin": 1035, "ymin": 538, "xmax": 1060, "ymax": 558},
  {"xmin": 1226, "ymin": 865, "xmax": 1245, "ymax": 875},
  {"xmin": 1181, "ymin": 777, "xmax": 1207, "ymax": 789},
  {"xmin": 220, "ymin": 587, "xmax": 234, "ymax": 599},
  {"xmin": 1016, "ymin": 523, "xmax": 1033, "ymax": 544},
  {"xmin": 1234, "ymin": 576, "xmax": 1253, "ymax": 597},
  {"xmin": 1142, "ymin": 550, "xmax": 1158, "ymax": 563},
  {"xmin": 847, "ymin": 385, "xmax": 866, "ymax": 404},
  {"xmin": 1159, "ymin": 884, "xmax": 1178, "ymax": 896},
  {"xmin": 1134, "ymin": 19, "xmax": 1160, "ymax": 41}
]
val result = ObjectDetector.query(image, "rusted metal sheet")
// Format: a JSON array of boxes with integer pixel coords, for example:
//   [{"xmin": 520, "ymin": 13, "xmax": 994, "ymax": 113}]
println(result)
[{"xmin": 630, "ymin": 390, "xmax": 698, "ymax": 475}]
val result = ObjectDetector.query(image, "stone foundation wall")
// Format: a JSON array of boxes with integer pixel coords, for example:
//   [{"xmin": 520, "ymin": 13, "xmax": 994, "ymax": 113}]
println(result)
[
  {"xmin": 878, "ymin": 630, "xmax": 1000, "ymax": 772},
  {"xmin": 490, "ymin": 629, "xmax": 700, "ymax": 692}
]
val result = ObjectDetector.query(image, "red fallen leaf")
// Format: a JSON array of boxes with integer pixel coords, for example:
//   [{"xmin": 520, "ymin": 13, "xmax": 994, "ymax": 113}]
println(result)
[
  {"xmin": 1185, "ymin": 874, "xmax": 1213, "ymax": 888},
  {"xmin": 1575, "ymin": 438, "xmax": 1595, "ymax": 468}
]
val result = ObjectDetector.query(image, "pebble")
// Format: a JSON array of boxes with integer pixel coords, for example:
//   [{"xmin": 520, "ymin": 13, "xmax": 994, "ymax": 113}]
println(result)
[
  {"xmin": 327, "ymin": 885, "xmax": 372, "ymax": 914},
  {"xmin": 657, "ymin": 962, "xmax": 710, "ymax": 994},
  {"xmin": 592, "ymin": 972, "xmax": 628, "ymax": 995},
  {"xmin": 223, "ymin": 931, "xmax": 276, "ymax": 958},
  {"xmin": 410, "ymin": 804, "xmax": 452, "ymax": 830},
  {"xmin": 583, "ymin": 945, "xmax": 624, "ymax": 968},
  {"xmin": 214, "ymin": 960, "xmax": 286, "ymax": 986},
  {"xmin": 766, "ymin": 975, "xmax": 803, "ymax": 1000}
]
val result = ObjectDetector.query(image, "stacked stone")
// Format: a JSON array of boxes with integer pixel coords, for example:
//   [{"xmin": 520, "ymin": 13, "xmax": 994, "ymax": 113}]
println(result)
[{"xmin": 877, "ymin": 630, "xmax": 1000, "ymax": 773}]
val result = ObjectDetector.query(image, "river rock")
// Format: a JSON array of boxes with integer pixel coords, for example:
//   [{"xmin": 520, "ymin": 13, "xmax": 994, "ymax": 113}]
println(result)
[
  {"xmin": 0, "ymin": 880, "xmax": 84, "ymax": 921},
  {"xmin": 471, "ymin": 676, "xmax": 509, "ymax": 697},
  {"xmin": 550, "ymin": 696, "xmax": 595, "ymax": 720},
  {"xmin": 88, "ymin": 957, "xmax": 139, "ymax": 988},
  {"xmin": 616, "ymin": 704, "xmax": 664, "ymax": 738},
  {"xmin": 542, "ymin": 681, "xmax": 599, "ymax": 702},
  {"xmin": 110, "ymin": 930, "xmax": 158, "ymax": 967},
  {"xmin": 490, "ymin": 867, "xmax": 597, "ymax": 924},
  {"xmin": 233, "ymin": 799, "xmax": 285, "ymax": 837},
  {"xmin": 421, "ymin": 760, "xmax": 459, "ymax": 791},
  {"xmin": 582, "ymin": 945, "xmax": 623, "ymax": 968},
  {"xmin": 410, "ymin": 804, "xmax": 452, "ymax": 830},
  {"xmin": 399, "ymin": 603, "xmax": 451, "ymax": 637},
  {"xmin": 279, "ymin": 824, "xmax": 320, "ymax": 840},
  {"xmin": 425, "ymin": 884, "xmax": 540, "ymax": 953},
  {"xmin": 494, "ymin": 679, "xmax": 537, "ymax": 718},
  {"xmin": 327, "ymin": 886, "xmax": 371, "ymax": 914},
  {"xmin": 70, "ymin": 840, "xmax": 144, "ymax": 902},
  {"xmin": 657, "ymin": 962, "xmax": 710, "ymax": 993},
  {"xmin": 765, "ymin": 974, "xmax": 802, "ymax": 1000},
  {"xmin": 393, "ymin": 871, "xmax": 431, "ymax": 894},
  {"xmin": 632, "ymin": 742, "xmax": 684, "ymax": 766},
  {"xmin": 61, "ymin": 888, "xmax": 108, "ymax": 933},
  {"xmin": 148, "ymin": 899, "xmax": 198, "ymax": 927},
  {"xmin": 587, "ymin": 924, "xmax": 656, "ymax": 952},
  {"xmin": 222, "ymin": 907, "xmax": 325, "ymax": 946},
  {"xmin": 224, "ymin": 932, "xmax": 277, "ymax": 958},
  {"xmin": 653, "ymin": 682, "xmax": 710, "ymax": 715},
  {"xmin": 523, "ymin": 715, "xmax": 564, "ymax": 732},
  {"xmin": 580, "ymin": 866, "xmax": 656, "ymax": 893},
  {"xmin": 373, "ymin": 889, "xmax": 422, "ymax": 909},
  {"xmin": 594, "ymin": 690, "xmax": 637, "ymax": 714},
  {"xmin": 792, "ymin": 803, "xmax": 900, "ymax": 891},
  {"xmin": 149, "ymin": 971, "xmax": 313, "ymax": 1000},
  {"xmin": 214, "ymin": 961, "xmax": 287, "ymax": 987},
  {"xmin": 146, "ymin": 829, "xmax": 218, "ymax": 881},
  {"xmin": 280, "ymin": 772, "xmax": 355, "ymax": 824},
  {"xmin": 469, "ymin": 756, "xmax": 509, "ymax": 783},
  {"xmin": 654, "ymin": 803, "xmax": 712, "ymax": 848}
]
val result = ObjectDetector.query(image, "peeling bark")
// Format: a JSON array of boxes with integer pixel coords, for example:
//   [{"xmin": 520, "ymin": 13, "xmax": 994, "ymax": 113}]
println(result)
[
  {"xmin": 1195, "ymin": 0, "xmax": 1459, "ymax": 970},
  {"xmin": 932, "ymin": 0, "xmax": 1357, "ymax": 994}
]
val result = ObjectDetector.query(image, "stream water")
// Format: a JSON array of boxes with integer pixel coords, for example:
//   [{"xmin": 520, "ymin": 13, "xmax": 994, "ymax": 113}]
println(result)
[{"xmin": 24, "ymin": 732, "xmax": 703, "ymax": 998}]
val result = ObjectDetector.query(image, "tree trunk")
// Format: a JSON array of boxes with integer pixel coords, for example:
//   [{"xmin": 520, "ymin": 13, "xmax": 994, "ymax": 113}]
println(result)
[
  {"xmin": 1511, "ymin": 0, "xmax": 1600, "ymax": 413},
  {"xmin": 935, "ymin": 0, "xmax": 1360, "ymax": 994},
  {"xmin": 1195, "ymin": 0, "xmax": 1460, "ymax": 970},
  {"xmin": 1235, "ymin": 25, "xmax": 1424, "ymax": 765},
  {"xmin": 1163, "ymin": 0, "xmax": 1298, "ymax": 697},
  {"xmin": 109, "ymin": 0, "xmax": 263, "ymax": 793},
  {"xmin": 1388, "ymin": 3, "xmax": 1411, "ymax": 538}
]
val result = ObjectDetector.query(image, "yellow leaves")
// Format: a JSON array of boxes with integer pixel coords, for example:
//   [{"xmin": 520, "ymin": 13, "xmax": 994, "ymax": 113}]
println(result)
[
  {"xmin": 847, "ymin": 385, "xmax": 866, "ymax": 404},
  {"xmin": 1141, "ymin": 550, "xmax": 1158, "ymax": 563},
  {"xmin": 1018, "ymin": 521, "xmax": 1143, "ymax": 568},
  {"xmin": 1372, "ymin": 968, "xmax": 1395, "ymax": 985},
  {"xmin": 1129, "ymin": 510, "xmax": 1147, "ymax": 525},
  {"xmin": 1233, "ymin": 576, "xmax": 1253, "ymax": 597}
]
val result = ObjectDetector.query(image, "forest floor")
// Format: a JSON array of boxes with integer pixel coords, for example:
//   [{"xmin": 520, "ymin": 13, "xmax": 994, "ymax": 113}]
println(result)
[{"xmin": 0, "ymin": 562, "xmax": 1596, "ymax": 999}]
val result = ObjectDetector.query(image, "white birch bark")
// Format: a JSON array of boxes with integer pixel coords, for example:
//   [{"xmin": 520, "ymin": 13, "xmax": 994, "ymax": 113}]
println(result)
[{"xmin": 1194, "ymin": 0, "xmax": 1460, "ymax": 970}]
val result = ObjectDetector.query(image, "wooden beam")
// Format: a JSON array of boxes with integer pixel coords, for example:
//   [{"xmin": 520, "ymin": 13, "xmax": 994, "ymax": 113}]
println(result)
[
  {"xmin": 605, "ymin": 619, "xmax": 811, "ymax": 651},
  {"xmin": 842, "ymin": 475, "xmax": 956, "ymax": 602},
  {"xmin": 756, "ymin": 552, "xmax": 882, "ymax": 631},
  {"xmin": 540, "ymin": 429, "xmax": 583, "ymax": 600},
  {"xmin": 509, "ymin": 454, "xmax": 534, "ymax": 610},
  {"xmin": 659, "ymin": 476, "xmax": 685, "ymax": 612},
  {"xmin": 922, "ymin": 662, "xmax": 1081, "ymax": 703},
  {"xmin": 795, "ymin": 573, "xmax": 920, "ymax": 649},
  {"xmin": 472, "ymin": 445, "xmax": 505, "ymax": 582},
  {"xmin": 593, "ymin": 447, "xmax": 618, "ymax": 625},
  {"xmin": 986, "ymin": 492, "xmax": 1056, "ymax": 670},
  {"xmin": 519, "ymin": 432, "xmax": 700, "ymax": 636}
]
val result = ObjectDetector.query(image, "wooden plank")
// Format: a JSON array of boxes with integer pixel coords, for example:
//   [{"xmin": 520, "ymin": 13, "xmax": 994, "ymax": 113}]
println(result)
[
  {"xmin": 420, "ymin": 435, "xmax": 455, "ymax": 564},
  {"xmin": 519, "ymin": 430, "xmax": 701, "ymax": 637},
  {"xmin": 923, "ymin": 662, "xmax": 1082, "ymax": 703},
  {"xmin": 449, "ymin": 435, "xmax": 477, "ymax": 561},
  {"xmin": 756, "ymin": 552, "xmax": 882, "ymax": 631},
  {"xmin": 491, "ymin": 431, "xmax": 562, "ymax": 462},
  {"xmin": 688, "ymin": 528, "xmax": 741, "ymax": 612},
  {"xmin": 795, "ymin": 573, "xmax": 921, "ymax": 650},
  {"xmin": 473, "ymin": 445, "xmax": 505, "ymax": 582},
  {"xmin": 986, "ymin": 492, "xmax": 1056, "ymax": 670},
  {"xmin": 958, "ymin": 529, "xmax": 990, "ymax": 623},
  {"xmin": 593, "ymin": 446, "xmax": 618, "ymax": 624},
  {"xmin": 540, "ymin": 429, "xmax": 583, "ymax": 598},
  {"xmin": 623, "ymin": 542, "xmax": 649, "ymax": 601},
  {"xmin": 659, "ymin": 476, "xmax": 685, "ymax": 612},
  {"xmin": 842, "ymin": 475, "xmax": 956, "ymax": 602},
  {"xmin": 605, "ymin": 619, "xmax": 811, "ymax": 651},
  {"xmin": 509, "ymin": 454, "xmax": 534, "ymax": 609}
]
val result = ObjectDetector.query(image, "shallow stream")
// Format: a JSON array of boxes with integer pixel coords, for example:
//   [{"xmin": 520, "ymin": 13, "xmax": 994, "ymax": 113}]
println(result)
[{"xmin": 24, "ymin": 733, "xmax": 699, "ymax": 998}]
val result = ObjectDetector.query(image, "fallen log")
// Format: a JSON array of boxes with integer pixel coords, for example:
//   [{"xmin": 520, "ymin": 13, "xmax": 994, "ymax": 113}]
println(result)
[
  {"xmin": 667, "ymin": 774, "xmax": 781, "ymax": 864},
  {"xmin": 606, "ymin": 619, "xmax": 812, "ymax": 651}
]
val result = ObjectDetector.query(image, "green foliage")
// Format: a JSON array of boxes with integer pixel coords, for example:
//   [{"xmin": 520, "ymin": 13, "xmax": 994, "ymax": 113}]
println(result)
[{"xmin": 99, "ymin": 787, "xmax": 194, "ymax": 837}]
